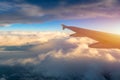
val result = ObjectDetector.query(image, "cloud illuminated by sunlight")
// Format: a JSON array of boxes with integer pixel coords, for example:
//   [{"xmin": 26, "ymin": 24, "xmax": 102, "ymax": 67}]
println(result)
[{"xmin": 0, "ymin": 31, "xmax": 120, "ymax": 80}]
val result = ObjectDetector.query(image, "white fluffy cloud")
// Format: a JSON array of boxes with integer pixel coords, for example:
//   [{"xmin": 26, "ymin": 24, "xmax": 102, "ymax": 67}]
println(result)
[
  {"xmin": 0, "ymin": 24, "xmax": 11, "ymax": 27},
  {"xmin": 0, "ymin": 32, "xmax": 120, "ymax": 80}
]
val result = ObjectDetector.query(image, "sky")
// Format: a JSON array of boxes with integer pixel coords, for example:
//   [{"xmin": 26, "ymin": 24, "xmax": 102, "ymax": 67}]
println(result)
[
  {"xmin": 1, "ymin": 1, "xmax": 120, "ymax": 80},
  {"xmin": 0, "ymin": 0, "xmax": 120, "ymax": 33}
]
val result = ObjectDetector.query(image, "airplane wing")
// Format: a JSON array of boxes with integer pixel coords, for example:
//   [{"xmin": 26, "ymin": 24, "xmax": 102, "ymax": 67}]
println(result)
[{"xmin": 62, "ymin": 24, "xmax": 120, "ymax": 49}]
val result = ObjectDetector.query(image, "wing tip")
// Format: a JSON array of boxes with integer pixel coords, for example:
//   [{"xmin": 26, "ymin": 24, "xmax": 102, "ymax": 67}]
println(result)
[{"xmin": 62, "ymin": 24, "xmax": 67, "ymax": 30}]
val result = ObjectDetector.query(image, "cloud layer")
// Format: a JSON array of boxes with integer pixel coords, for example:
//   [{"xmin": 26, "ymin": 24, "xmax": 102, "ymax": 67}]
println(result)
[
  {"xmin": 0, "ymin": 0, "xmax": 120, "ymax": 26},
  {"xmin": 0, "ymin": 32, "xmax": 120, "ymax": 80}
]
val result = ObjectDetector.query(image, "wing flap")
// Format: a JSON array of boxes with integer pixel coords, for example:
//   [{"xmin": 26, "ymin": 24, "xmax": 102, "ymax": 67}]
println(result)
[
  {"xmin": 70, "ymin": 33, "xmax": 85, "ymax": 37},
  {"xmin": 89, "ymin": 42, "xmax": 113, "ymax": 48}
]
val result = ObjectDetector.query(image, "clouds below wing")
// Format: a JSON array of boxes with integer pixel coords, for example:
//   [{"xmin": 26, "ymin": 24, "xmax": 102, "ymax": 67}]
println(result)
[{"xmin": 0, "ymin": 32, "xmax": 120, "ymax": 79}]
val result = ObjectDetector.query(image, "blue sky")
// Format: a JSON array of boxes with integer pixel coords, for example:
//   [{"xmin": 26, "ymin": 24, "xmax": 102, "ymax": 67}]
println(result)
[
  {"xmin": 0, "ymin": 19, "xmax": 105, "ymax": 31},
  {"xmin": 0, "ymin": 18, "xmax": 120, "ymax": 34}
]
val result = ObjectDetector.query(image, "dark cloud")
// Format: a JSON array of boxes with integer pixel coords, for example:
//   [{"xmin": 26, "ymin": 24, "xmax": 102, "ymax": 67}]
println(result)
[
  {"xmin": 0, "ymin": 45, "xmax": 34, "ymax": 51},
  {"xmin": 25, "ymin": 0, "xmax": 61, "ymax": 9},
  {"xmin": 24, "ymin": 0, "xmax": 101, "ymax": 9},
  {"xmin": 0, "ymin": 0, "xmax": 119, "ymax": 26}
]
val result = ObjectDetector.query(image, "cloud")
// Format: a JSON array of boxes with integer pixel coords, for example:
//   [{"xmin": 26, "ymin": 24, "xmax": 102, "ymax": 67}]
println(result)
[
  {"xmin": 0, "ymin": 0, "xmax": 120, "ymax": 25},
  {"xmin": 0, "ymin": 24, "xmax": 11, "ymax": 27},
  {"xmin": 0, "ymin": 32, "xmax": 120, "ymax": 79},
  {"xmin": 0, "ymin": 77, "xmax": 6, "ymax": 80}
]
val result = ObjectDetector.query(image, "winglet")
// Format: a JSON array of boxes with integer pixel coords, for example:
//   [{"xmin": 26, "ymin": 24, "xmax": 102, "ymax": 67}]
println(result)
[{"xmin": 62, "ymin": 24, "xmax": 67, "ymax": 30}]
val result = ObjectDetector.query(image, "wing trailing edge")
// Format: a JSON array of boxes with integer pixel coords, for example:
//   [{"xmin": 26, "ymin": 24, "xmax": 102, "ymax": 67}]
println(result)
[{"xmin": 70, "ymin": 33, "xmax": 85, "ymax": 37}]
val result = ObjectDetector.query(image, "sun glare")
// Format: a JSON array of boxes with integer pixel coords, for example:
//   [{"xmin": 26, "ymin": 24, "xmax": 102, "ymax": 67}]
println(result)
[{"xmin": 99, "ymin": 21, "xmax": 120, "ymax": 35}]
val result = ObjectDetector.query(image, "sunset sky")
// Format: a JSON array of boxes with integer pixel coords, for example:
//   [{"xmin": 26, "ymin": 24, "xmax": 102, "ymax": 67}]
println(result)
[
  {"xmin": 0, "ymin": 0, "xmax": 120, "ymax": 33},
  {"xmin": 1, "ymin": 0, "xmax": 120, "ymax": 80}
]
